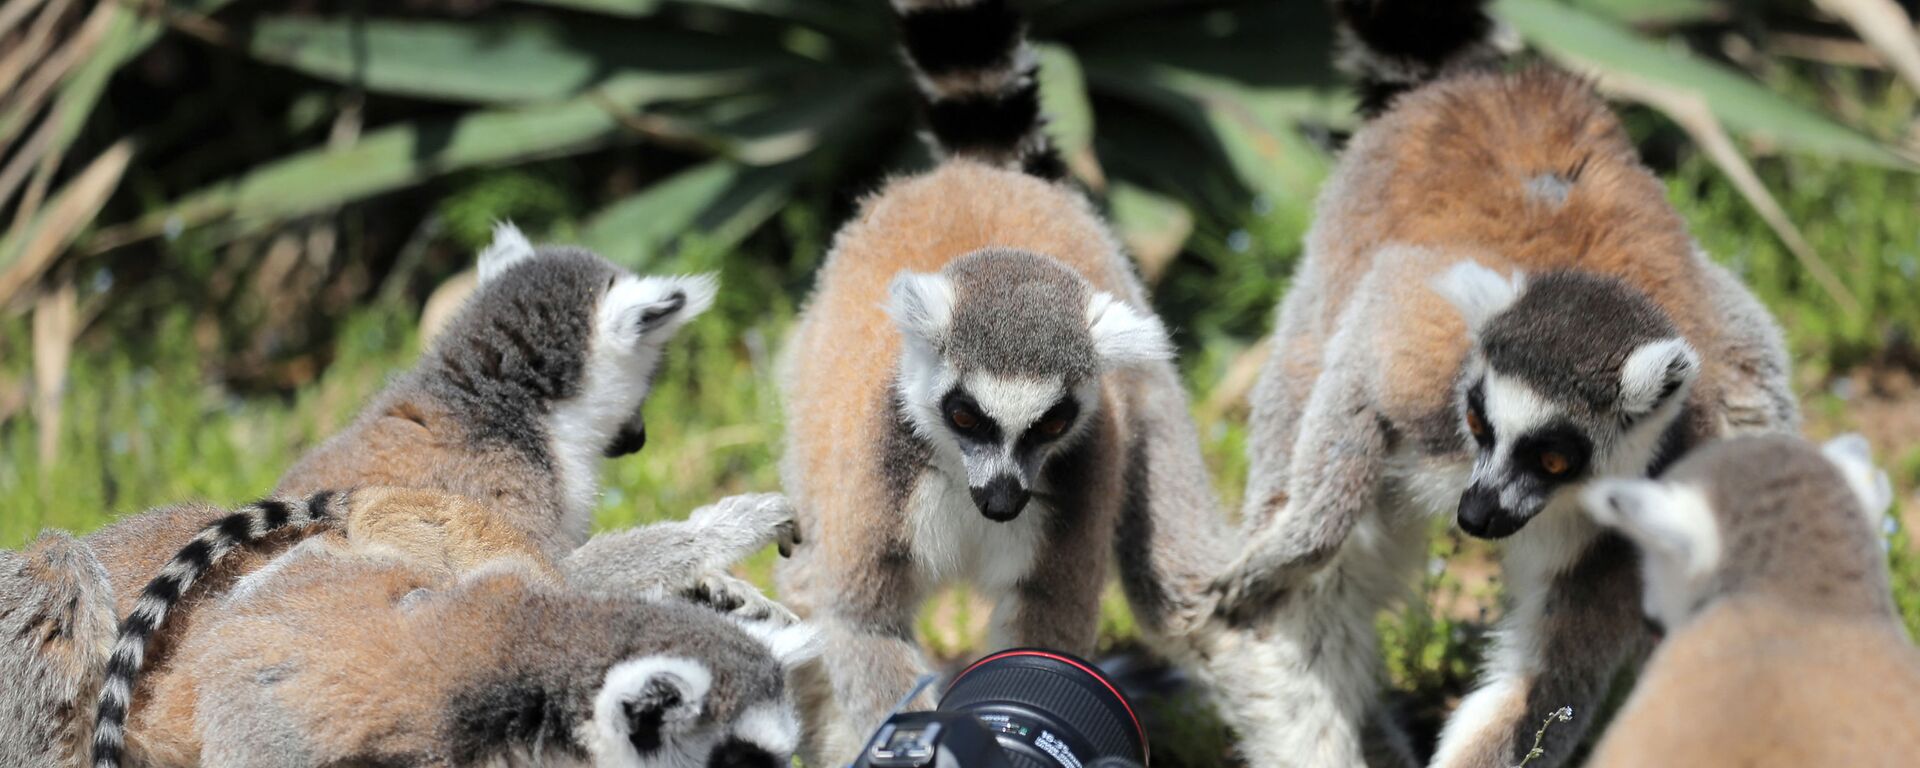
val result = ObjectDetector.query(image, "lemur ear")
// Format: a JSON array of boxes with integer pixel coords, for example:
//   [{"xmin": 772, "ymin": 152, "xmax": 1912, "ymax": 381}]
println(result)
[
  {"xmin": 596, "ymin": 656, "xmax": 712, "ymax": 754},
  {"xmin": 1821, "ymin": 434, "xmax": 1895, "ymax": 524},
  {"xmin": 477, "ymin": 221, "xmax": 538, "ymax": 284},
  {"xmin": 1086, "ymin": 292, "xmax": 1172, "ymax": 369},
  {"xmin": 1581, "ymin": 479, "xmax": 1721, "ymax": 578},
  {"xmin": 1431, "ymin": 260, "xmax": 1525, "ymax": 333},
  {"xmin": 734, "ymin": 619, "xmax": 823, "ymax": 670},
  {"xmin": 605, "ymin": 274, "xmax": 719, "ymax": 346},
  {"xmin": 886, "ymin": 271, "xmax": 956, "ymax": 347},
  {"xmin": 1619, "ymin": 338, "xmax": 1700, "ymax": 416}
]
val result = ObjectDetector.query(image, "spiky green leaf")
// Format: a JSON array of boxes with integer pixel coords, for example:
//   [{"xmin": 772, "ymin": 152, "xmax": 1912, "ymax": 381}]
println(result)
[{"xmin": 1496, "ymin": 0, "xmax": 1910, "ymax": 166}]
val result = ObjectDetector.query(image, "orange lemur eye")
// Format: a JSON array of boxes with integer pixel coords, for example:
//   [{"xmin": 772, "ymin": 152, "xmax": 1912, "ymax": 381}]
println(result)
[
  {"xmin": 1466, "ymin": 408, "xmax": 1488, "ymax": 438},
  {"xmin": 949, "ymin": 408, "xmax": 979, "ymax": 431},
  {"xmin": 1540, "ymin": 451, "xmax": 1571, "ymax": 476},
  {"xmin": 1038, "ymin": 417, "xmax": 1069, "ymax": 437}
]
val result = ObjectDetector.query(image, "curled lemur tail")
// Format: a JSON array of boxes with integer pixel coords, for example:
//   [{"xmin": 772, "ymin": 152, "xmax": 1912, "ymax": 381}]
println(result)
[
  {"xmin": 90, "ymin": 490, "xmax": 350, "ymax": 768},
  {"xmin": 1334, "ymin": 0, "xmax": 1503, "ymax": 117},
  {"xmin": 894, "ymin": 0, "xmax": 1066, "ymax": 180}
]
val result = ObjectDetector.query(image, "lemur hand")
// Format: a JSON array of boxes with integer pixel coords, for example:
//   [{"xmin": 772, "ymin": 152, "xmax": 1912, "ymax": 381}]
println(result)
[
  {"xmin": 679, "ymin": 572, "xmax": 802, "ymax": 626},
  {"xmin": 1206, "ymin": 519, "xmax": 1338, "ymax": 622},
  {"xmin": 690, "ymin": 492, "xmax": 802, "ymax": 560}
]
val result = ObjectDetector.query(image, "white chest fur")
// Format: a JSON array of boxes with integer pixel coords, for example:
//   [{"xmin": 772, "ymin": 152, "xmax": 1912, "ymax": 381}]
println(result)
[{"xmin": 904, "ymin": 470, "xmax": 1046, "ymax": 595}]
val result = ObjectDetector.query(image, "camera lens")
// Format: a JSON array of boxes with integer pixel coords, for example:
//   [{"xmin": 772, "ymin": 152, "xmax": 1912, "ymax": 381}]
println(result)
[{"xmin": 938, "ymin": 649, "xmax": 1148, "ymax": 768}]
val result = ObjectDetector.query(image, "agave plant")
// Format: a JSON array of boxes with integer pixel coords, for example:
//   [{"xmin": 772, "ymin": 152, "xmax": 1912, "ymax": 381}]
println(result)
[{"xmin": 0, "ymin": 0, "xmax": 1912, "ymax": 315}]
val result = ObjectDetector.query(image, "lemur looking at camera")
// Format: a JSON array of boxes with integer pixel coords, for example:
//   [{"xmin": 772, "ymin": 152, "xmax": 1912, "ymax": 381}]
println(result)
[{"xmin": 774, "ymin": 0, "xmax": 1234, "ymax": 762}]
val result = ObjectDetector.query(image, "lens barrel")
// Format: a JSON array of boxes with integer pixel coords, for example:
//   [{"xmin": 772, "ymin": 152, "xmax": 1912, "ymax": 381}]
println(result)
[{"xmin": 937, "ymin": 649, "xmax": 1148, "ymax": 768}]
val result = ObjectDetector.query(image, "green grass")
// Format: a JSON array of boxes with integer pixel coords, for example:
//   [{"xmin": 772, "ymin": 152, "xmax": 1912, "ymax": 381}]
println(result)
[{"xmin": 3, "ymin": 69, "xmax": 1918, "ymax": 766}]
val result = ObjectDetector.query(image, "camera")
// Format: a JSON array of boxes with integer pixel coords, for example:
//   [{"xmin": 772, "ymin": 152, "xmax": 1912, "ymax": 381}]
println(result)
[{"xmin": 852, "ymin": 649, "xmax": 1149, "ymax": 768}]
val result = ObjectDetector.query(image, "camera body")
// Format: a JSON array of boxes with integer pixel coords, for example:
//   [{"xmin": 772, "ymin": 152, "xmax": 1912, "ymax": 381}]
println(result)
[{"xmin": 852, "ymin": 649, "xmax": 1148, "ymax": 768}]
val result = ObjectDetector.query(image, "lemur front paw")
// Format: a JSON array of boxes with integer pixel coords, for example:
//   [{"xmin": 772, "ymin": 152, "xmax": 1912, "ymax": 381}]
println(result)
[
  {"xmin": 1207, "ymin": 530, "xmax": 1332, "ymax": 622},
  {"xmin": 679, "ymin": 573, "xmax": 800, "ymax": 626},
  {"xmin": 691, "ymin": 492, "xmax": 802, "ymax": 558}
]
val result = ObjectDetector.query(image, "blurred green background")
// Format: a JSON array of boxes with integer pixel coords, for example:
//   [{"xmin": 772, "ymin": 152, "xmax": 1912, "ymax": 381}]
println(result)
[{"xmin": 2, "ymin": 0, "xmax": 1919, "ymax": 764}]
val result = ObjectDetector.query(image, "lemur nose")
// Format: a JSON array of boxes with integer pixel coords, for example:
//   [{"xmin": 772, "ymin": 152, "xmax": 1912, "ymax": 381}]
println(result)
[
  {"xmin": 971, "ymin": 475, "xmax": 1030, "ymax": 522},
  {"xmin": 1456, "ymin": 485, "xmax": 1519, "ymax": 539}
]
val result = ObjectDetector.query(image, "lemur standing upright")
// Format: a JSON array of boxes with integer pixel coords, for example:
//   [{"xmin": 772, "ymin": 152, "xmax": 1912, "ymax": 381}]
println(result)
[
  {"xmin": 1581, "ymin": 435, "xmax": 1920, "ymax": 767},
  {"xmin": 774, "ymin": 0, "xmax": 1232, "ymax": 761},
  {"xmin": 1205, "ymin": 1, "xmax": 1798, "ymax": 766}
]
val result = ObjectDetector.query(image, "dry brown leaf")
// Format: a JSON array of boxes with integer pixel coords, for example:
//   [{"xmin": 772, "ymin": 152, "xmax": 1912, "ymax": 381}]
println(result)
[
  {"xmin": 0, "ymin": 100, "xmax": 61, "ymax": 210},
  {"xmin": 1768, "ymin": 32, "xmax": 1887, "ymax": 69},
  {"xmin": 1196, "ymin": 339, "xmax": 1271, "ymax": 429},
  {"xmin": 0, "ymin": 0, "xmax": 111, "ymax": 146},
  {"xmin": 6, "ymin": 140, "xmax": 60, "ymax": 238},
  {"xmin": 31, "ymin": 278, "xmax": 75, "ymax": 468},
  {"xmin": 0, "ymin": 0, "xmax": 71, "ymax": 98},
  {"xmin": 0, "ymin": 0, "xmax": 49, "ymax": 40},
  {"xmin": 1590, "ymin": 69, "xmax": 1863, "ymax": 316},
  {"xmin": 0, "ymin": 138, "xmax": 134, "ymax": 309},
  {"xmin": 1813, "ymin": 0, "xmax": 1920, "ymax": 97},
  {"xmin": 419, "ymin": 269, "xmax": 479, "ymax": 347}
]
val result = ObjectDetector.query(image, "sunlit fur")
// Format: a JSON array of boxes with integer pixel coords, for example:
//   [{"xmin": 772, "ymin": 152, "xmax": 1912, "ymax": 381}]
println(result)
[
  {"xmin": 1581, "ymin": 436, "xmax": 1919, "ymax": 767},
  {"xmin": 1208, "ymin": 1, "xmax": 1798, "ymax": 765},
  {"xmin": 100, "ymin": 487, "xmax": 814, "ymax": 768},
  {"xmin": 66, "ymin": 228, "xmax": 716, "ymax": 764}
]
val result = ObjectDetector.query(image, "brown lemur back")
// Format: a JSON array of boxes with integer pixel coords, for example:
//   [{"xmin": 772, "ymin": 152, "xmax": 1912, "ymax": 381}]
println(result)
[{"xmin": 75, "ymin": 228, "xmax": 716, "ymax": 768}]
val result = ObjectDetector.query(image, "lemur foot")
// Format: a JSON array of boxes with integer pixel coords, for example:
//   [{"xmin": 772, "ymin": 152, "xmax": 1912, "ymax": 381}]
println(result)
[
  {"xmin": 691, "ymin": 492, "xmax": 802, "ymax": 558},
  {"xmin": 680, "ymin": 573, "xmax": 800, "ymax": 626}
]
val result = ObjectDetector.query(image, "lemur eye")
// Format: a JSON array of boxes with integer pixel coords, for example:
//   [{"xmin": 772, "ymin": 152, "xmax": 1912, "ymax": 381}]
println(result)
[
  {"xmin": 1038, "ymin": 417, "xmax": 1069, "ymax": 437},
  {"xmin": 949, "ymin": 408, "xmax": 980, "ymax": 431},
  {"xmin": 1465, "ymin": 408, "xmax": 1488, "ymax": 439},
  {"xmin": 1540, "ymin": 451, "xmax": 1571, "ymax": 475}
]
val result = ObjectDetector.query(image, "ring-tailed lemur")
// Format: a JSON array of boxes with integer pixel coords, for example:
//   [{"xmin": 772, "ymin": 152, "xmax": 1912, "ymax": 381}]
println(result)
[
  {"xmin": 774, "ymin": 0, "xmax": 1233, "ymax": 761},
  {"xmin": 89, "ymin": 491, "xmax": 349, "ymax": 768},
  {"xmin": 1204, "ymin": 1, "xmax": 1798, "ymax": 765},
  {"xmin": 1581, "ymin": 435, "xmax": 1920, "ymax": 767},
  {"xmin": 169, "ymin": 535, "xmax": 818, "ymax": 768},
  {"xmin": 67, "ymin": 227, "xmax": 716, "ymax": 763},
  {"xmin": 276, "ymin": 223, "xmax": 718, "ymax": 561},
  {"xmin": 88, "ymin": 488, "xmax": 804, "ymax": 768}
]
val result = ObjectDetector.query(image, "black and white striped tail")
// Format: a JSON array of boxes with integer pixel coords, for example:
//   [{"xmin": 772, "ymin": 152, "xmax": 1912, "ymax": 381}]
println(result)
[
  {"xmin": 1333, "ymin": 0, "xmax": 1503, "ymax": 117},
  {"xmin": 895, "ymin": 0, "xmax": 1065, "ymax": 180},
  {"xmin": 90, "ymin": 491, "xmax": 348, "ymax": 768}
]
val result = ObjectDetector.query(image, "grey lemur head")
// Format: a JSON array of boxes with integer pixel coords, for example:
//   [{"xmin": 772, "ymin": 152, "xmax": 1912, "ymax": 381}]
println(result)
[
  {"xmin": 1579, "ymin": 434, "xmax": 1896, "ymax": 637},
  {"xmin": 887, "ymin": 249, "xmax": 1171, "ymax": 522},
  {"xmin": 1433, "ymin": 262, "xmax": 1700, "ymax": 539},
  {"xmin": 440, "ymin": 569, "xmax": 821, "ymax": 768},
  {"xmin": 425, "ymin": 223, "xmax": 716, "ymax": 464}
]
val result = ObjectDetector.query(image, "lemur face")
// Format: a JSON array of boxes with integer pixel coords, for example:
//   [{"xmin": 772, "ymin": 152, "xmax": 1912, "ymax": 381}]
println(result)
[
  {"xmin": 1580, "ymin": 435, "xmax": 1895, "ymax": 635},
  {"xmin": 932, "ymin": 373, "xmax": 1099, "ymax": 521},
  {"xmin": 579, "ymin": 605, "xmax": 820, "ymax": 768},
  {"xmin": 585, "ymin": 657, "xmax": 800, "ymax": 768},
  {"xmin": 468, "ymin": 223, "xmax": 716, "ymax": 460},
  {"xmin": 887, "ymin": 249, "xmax": 1170, "ymax": 522},
  {"xmin": 1436, "ymin": 264, "xmax": 1698, "ymax": 539}
]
